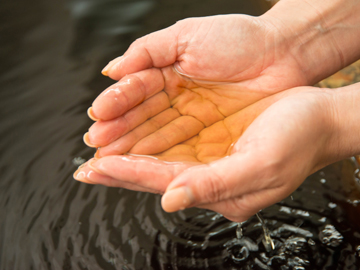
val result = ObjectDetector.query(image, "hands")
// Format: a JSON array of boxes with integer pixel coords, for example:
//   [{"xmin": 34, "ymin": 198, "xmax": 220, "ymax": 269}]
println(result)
[
  {"xmin": 82, "ymin": 13, "xmax": 317, "ymax": 161},
  {"xmin": 75, "ymin": 84, "xmax": 340, "ymax": 222},
  {"xmin": 74, "ymin": 6, "xmax": 360, "ymax": 222}
]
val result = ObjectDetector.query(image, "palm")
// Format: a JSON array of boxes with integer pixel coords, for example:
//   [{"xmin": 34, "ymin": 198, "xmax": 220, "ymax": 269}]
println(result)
[
  {"xmin": 88, "ymin": 65, "xmax": 278, "ymax": 163},
  {"xmin": 78, "ymin": 86, "xmax": 334, "ymax": 221},
  {"xmin": 87, "ymin": 15, "xmax": 314, "ymax": 161}
]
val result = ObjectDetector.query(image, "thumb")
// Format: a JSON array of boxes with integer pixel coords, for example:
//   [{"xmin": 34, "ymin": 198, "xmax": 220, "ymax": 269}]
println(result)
[
  {"xmin": 102, "ymin": 26, "xmax": 180, "ymax": 80},
  {"xmin": 161, "ymin": 152, "xmax": 266, "ymax": 212}
]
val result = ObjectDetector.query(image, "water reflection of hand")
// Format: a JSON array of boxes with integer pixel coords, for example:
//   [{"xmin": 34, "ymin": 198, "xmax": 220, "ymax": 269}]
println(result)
[{"xmin": 75, "ymin": 86, "xmax": 347, "ymax": 222}]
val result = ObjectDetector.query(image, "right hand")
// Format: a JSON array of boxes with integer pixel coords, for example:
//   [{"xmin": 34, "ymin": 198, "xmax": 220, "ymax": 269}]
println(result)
[
  {"xmin": 102, "ymin": 14, "xmax": 309, "ymax": 93},
  {"xmin": 85, "ymin": 14, "xmax": 313, "ymax": 154}
]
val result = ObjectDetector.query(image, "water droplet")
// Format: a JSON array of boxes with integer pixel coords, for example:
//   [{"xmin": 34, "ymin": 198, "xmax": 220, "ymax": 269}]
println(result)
[
  {"xmin": 236, "ymin": 222, "xmax": 244, "ymax": 239},
  {"xmin": 283, "ymin": 236, "xmax": 307, "ymax": 254},
  {"xmin": 287, "ymin": 257, "xmax": 309, "ymax": 269},
  {"xmin": 256, "ymin": 213, "xmax": 275, "ymax": 251},
  {"xmin": 72, "ymin": 157, "xmax": 86, "ymax": 166},
  {"xmin": 356, "ymin": 245, "xmax": 360, "ymax": 257},
  {"xmin": 279, "ymin": 206, "xmax": 292, "ymax": 214},
  {"xmin": 319, "ymin": 217, "xmax": 326, "ymax": 222},
  {"xmin": 210, "ymin": 213, "xmax": 223, "ymax": 220},
  {"xmin": 294, "ymin": 210, "xmax": 310, "ymax": 217},
  {"xmin": 308, "ymin": 239, "xmax": 316, "ymax": 246},
  {"xmin": 319, "ymin": 224, "xmax": 343, "ymax": 247},
  {"xmin": 320, "ymin": 178, "xmax": 326, "ymax": 184},
  {"xmin": 328, "ymin": 202, "xmax": 337, "ymax": 209}
]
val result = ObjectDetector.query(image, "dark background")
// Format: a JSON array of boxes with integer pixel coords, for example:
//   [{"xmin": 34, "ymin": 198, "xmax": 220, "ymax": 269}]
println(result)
[{"xmin": 1, "ymin": 0, "xmax": 359, "ymax": 269}]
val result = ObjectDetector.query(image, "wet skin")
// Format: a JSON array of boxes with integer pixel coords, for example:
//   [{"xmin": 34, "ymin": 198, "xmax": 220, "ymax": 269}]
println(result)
[
  {"xmin": 73, "ymin": 12, "xmax": 360, "ymax": 222},
  {"xmin": 85, "ymin": 66, "xmax": 286, "ymax": 164},
  {"xmin": 76, "ymin": 59, "xmax": 338, "ymax": 221}
]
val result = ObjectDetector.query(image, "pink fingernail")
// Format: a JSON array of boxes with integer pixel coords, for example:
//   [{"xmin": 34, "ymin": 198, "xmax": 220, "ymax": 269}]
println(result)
[
  {"xmin": 73, "ymin": 170, "xmax": 95, "ymax": 184},
  {"xmin": 74, "ymin": 170, "xmax": 85, "ymax": 180}
]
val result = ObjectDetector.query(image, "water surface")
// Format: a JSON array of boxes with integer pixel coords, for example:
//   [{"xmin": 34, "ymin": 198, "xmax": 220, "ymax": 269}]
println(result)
[{"xmin": 1, "ymin": 0, "xmax": 360, "ymax": 269}]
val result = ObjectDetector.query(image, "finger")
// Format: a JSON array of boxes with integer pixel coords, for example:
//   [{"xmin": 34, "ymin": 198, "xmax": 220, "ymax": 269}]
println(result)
[
  {"xmin": 73, "ymin": 160, "xmax": 161, "ymax": 193},
  {"xmin": 101, "ymin": 56, "xmax": 122, "ymax": 76},
  {"xmin": 97, "ymin": 108, "xmax": 180, "ymax": 157},
  {"xmin": 91, "ymin": 68, "xmax": 165, "ymax": 121},
  {"xmin": 87, "ymin": 155, "xmax": 195, "ymax": 192},
  {"xmin": 102, "ymin": 26, "xmax": 179, "ymax": 80},
  {"xmin": 160, "ymin": 152, "xmax": 280, "ymax": 212},
  {"xmin": 129, "ymin": 115, "xmax": 204, "ymax": 155},
  {"xmin": 86, "ymin": 91, "xmax": 170, "ymax": 147}
]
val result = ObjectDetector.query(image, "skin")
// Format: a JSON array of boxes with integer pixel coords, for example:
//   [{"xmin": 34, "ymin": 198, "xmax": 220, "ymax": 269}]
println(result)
[
  {"xmin": 74, "ymin": 0, "xmax": 360, "ymax": 222},
  {"xmin": 76, "ymin": 86, "xmax": 341, "ymax": 222}
]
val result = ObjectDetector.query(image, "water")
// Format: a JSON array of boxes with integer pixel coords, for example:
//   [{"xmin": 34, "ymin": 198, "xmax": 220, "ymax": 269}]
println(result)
[
  {"xmin": 256, "ymin": 213, "xmax": 275, "ymax": 252},
  {"xmin": 1, "ymin": 0, "xmax": 360, "ymax": 269}
]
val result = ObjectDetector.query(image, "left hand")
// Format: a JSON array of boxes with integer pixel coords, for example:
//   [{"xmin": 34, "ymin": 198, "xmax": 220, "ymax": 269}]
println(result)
[{"xmin": 75, "ymin": 86, "xmax": 338, "ymax": 222}]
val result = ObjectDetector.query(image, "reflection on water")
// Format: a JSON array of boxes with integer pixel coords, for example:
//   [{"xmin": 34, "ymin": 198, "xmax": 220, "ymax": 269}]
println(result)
[{"xmin": 1, "ymin": 0, "xmax": 360, "ymax": 269}]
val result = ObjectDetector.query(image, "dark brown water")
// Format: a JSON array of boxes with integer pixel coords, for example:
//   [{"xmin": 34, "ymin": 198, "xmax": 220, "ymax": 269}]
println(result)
[{"xmin": 1, "ymin": 0, "xmax": 360, "ymax": 269}]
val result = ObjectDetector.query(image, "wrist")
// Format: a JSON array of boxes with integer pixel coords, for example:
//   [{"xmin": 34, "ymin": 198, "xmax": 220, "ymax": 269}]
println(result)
[
  {"xmin": 329, "ymin": 83, "xmax": 360, "ymax": 162},
  {"xmin": 261, "ymin": 0, "xmax": 360, "ymax": 85}
]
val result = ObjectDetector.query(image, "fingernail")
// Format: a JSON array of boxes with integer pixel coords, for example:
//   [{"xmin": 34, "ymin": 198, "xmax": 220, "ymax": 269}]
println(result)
[
  {"xmin": 94, "ymin": 149, "xmax": 102, "ymax": 159},
  {"xmin": 101, "ymin": 63, "xmax": 111, "ymax": 76},
  {"xmin": 161, "ymin": 187, "xmax": 194, "ymax": 212},
  {"xmin": 74, "ymin": 170, "xmax": 85, "ymax": 180},
  {"xmin": 87, "ymin": 107, "xmax": 100, "ymax": 121},
  {"xmin": 83, "ymin": 132, "xmax": 97, "ymax": 148},
  {"xmin": 73, "ymin": 170, "xmax": 95, "ymax": 184},
  {"xmin": 87, "ymin": 158, "xmax": 103, "ymax": 174},
  {"xmin": 101, "ymin": 56, "xmax": 123, "ymax": 76}
]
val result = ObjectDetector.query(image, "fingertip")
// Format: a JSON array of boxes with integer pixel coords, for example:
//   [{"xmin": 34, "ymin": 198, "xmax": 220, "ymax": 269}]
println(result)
[
  {"xmin": 73, "ymin": 169, "xmax": 85, "ymax": 180},
  {"xmin": 73, "ymin": 159, "xmax": 116, "ymax": 186},
  {"xmin": 107, "ymin": 53, "xmax": 154, "ymax": 80},
  {"xmin": 101, "ymin": 56, "xmax": 123, "ymax": 78},
  {"xmin": 106, "ymin": 56, "xmax": 126, "ymax": 80},
  {"xmin": 94, "ymin": 149, "xmax": 102, "ymax": 159},
  {"xmin": 101, "ymin": 62, "xmax": 111, "ymax": 77},
  {"xmin": 73, "ymin": 169, "xmax": 95, "ymax": 184},
  {"xmin": 87, "ymin": 107, "xmax": 100, "ymax": 121},
  {"xmin": 83, "ymin": 132, "xmax": 97, "ymax": 148},
  {"xmin": 161, "ymin": 186, "xmax": 195, "ymax": 212},
  {"xmin": 87, "ymin": 158, "xmax": 104, "ymax": 174},
  {"xmin": 101, "ymin": 67, "xmax": 109, "ymax": 76}
]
